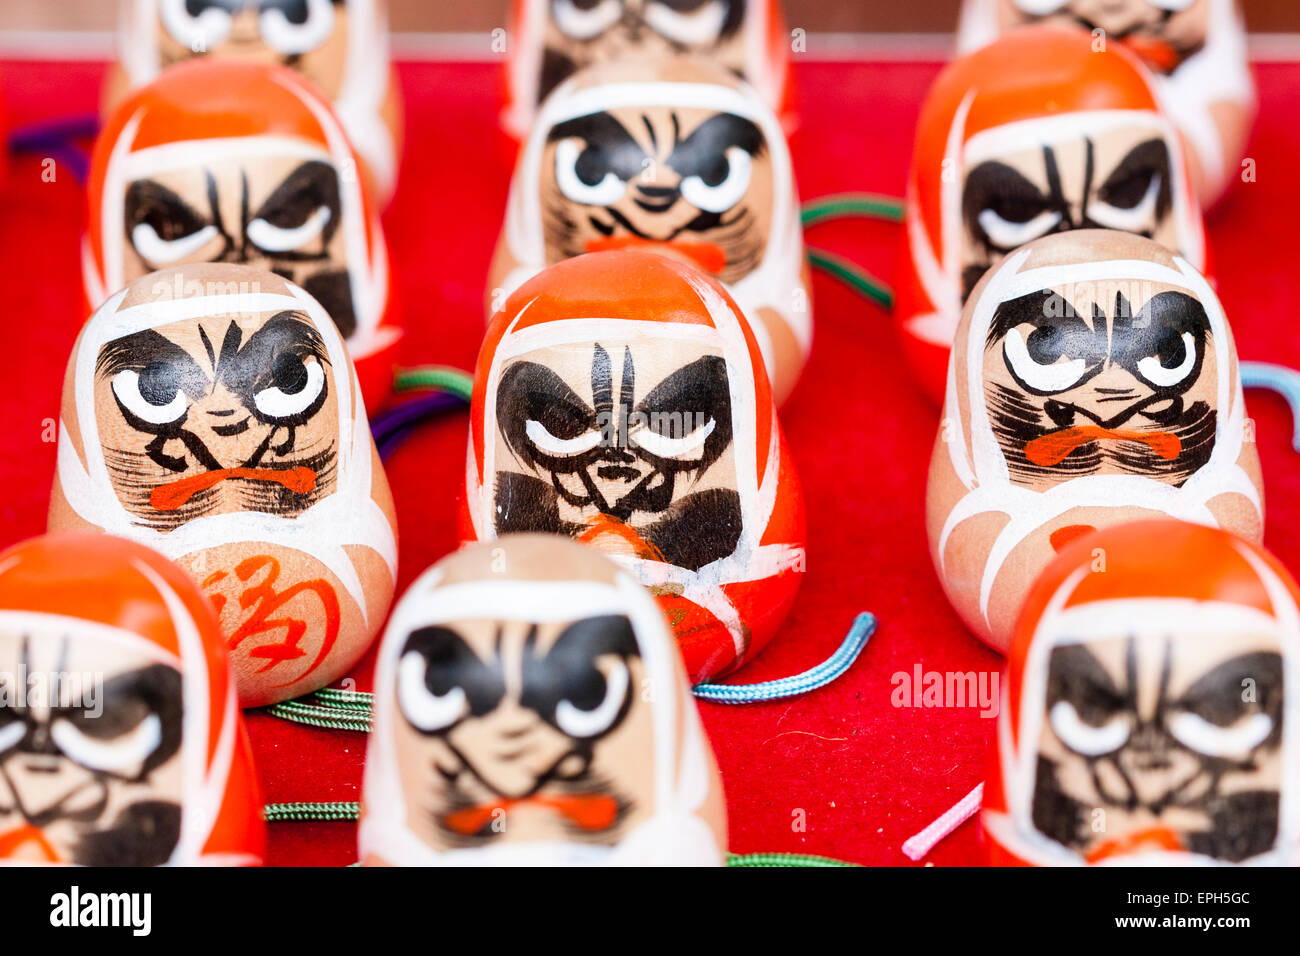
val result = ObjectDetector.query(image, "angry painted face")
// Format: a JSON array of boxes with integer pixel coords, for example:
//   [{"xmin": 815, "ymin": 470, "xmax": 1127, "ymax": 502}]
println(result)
[
  {"xmin": 541, "ymin": 104, "xmax": 773, "ymax": 284},
  {"xmin": 982, "ymin": 280, "xmax": 1217, "ymax": 489},
  {"xmin": 153, "ymin": 0, "xmax": 351, "ymax": 98},
  {"xmin": 390, "ymin": 613, "xmax": 653, "ymax": 849},
  {"xmin": 0, "ymin": 628, "xmax": 184, "ymax": 866},
  {"xmin": 1032, "ymin": 628, "xmax": 1283, "ymax": 862},
  {"xmin": 492, "ymin": 336, "xmax": 738, "ymax": 570},
  {"xmin": 1000, "ymin": 0, "xmax": 1210, "ymax": 74},
  {"xmin": 122, "ymin": 153, "xmax": 357, "ymax": 338},
  {"xmin": 539, "ymin": 0, "xmax": 748, "ymax": 102},
  {"xmin": 93, "ymin": 307, "xmax": 339, "ymax": 530},
  {"xmin": 961, "ymin": 120, "xmax": 1180, "ymax": 300}
]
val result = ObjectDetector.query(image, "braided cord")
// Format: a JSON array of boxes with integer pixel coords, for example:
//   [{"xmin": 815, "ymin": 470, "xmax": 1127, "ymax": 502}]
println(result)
[
  {"xmin": 801, "ymin": 193, "xmax": 904, "ymax": 227},
  {"xmin": 728, "ymin": 852, "xmax": 857, "ymax": 867},
  {"xmin": 264, "ymin": 801, "xmax": 361, "ymax": 823}
]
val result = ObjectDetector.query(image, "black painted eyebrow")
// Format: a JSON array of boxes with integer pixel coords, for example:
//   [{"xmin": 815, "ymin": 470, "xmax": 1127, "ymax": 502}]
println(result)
[
  {"xmin": 1046, "ymin": 643, "xmax": 1130, "ymax": 725},
  {"xmin": 1097, "ymin": 138, "xmax": 1172, "ymax": 216},
  {"xmin": 986, "ymin": 289, "xmax": 1089, "ymax": 350},
  {"xmin": 667, "ymin": 112, "xmax": 764, "ymax": 176},
  {"xmin": 95, "ymin": 328, "xmax": 207, "ymax": 384},
  {"xmin": 249, "ymin": 160, "xmax": 341, "ymax": 240},
  {"xmin": 220, "ymin": 311, "xmax": 330, "ymax": 393},
  {"xmin": 124, "ymin": 179, "xmax": 208, "ymax": 237},
  {"xmin": 1176, "ymin": 651, "xmax": 1283, "ymax": 732}
]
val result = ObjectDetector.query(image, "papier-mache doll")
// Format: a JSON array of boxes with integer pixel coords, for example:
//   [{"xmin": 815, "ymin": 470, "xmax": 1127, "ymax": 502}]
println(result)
[
  {"xmin": 463, "ymin": 251, "xmax": 805, "ymax": 682},
  {"xmin": 0, "ymin": 533, "xmax": 265, "ymax": 865},
  {"xmin": 955, "ymin": 0, "xmax": 1254, "ymax": 206},
  {"xmin": 105, "ymin": 0, "xmax": 402, "ymax": 201},
  {"xmin": 503, "ymin": 0, "xmax": 793, "ymax": 138},
  {"xmin": 491, "ymin": 55, "xmax": 811, "ymax": 404},
  {"xmin": 360, "ymin": 534, "xmax": 728, "ymax": 866},
  {"xmin": 896, "ymin": 27, "xmax": 1208, "ymax": 405},
  {"xmin": 48, "ymin": 263, "xmax": 398, "ymax": 707},
  {"xmin": 984, "ymin": 520, "xmax": 1299, "ymax": 865},
  {"xmin": 85, "ymin": 59, "xmax": 400, "ymax": 411},
  {"xmin": 927, "ymin": 229, "xmax": 1262, "ymax": 654}
]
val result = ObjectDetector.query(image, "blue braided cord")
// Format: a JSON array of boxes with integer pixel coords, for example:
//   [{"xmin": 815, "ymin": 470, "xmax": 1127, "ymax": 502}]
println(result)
[
  {"xmin": 1241, "ymin": 361, "xmax": 1300, "ymax": 452},
  {"xmin": 691, "ymin": 612, "xmax": 876, "ymax": 704}
]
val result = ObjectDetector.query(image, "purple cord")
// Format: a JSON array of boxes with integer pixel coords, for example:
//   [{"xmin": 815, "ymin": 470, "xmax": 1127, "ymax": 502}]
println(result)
[{"xmin": 372, "ymin": 391, "xmax": 466, "ymax": 461}]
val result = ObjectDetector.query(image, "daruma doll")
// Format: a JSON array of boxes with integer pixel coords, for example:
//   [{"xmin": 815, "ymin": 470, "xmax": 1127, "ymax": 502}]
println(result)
[
  {"xmin": 927, "ymin": 230, "xmax": 1262, "ymax": 654},
  {"xmin": 0, "ymin": 533, "xmax": 264, "ymax": 865},
  {"xmin": 360, "ymin": 534, "xmax": 728, "ymax": 866},
  {"xmin": 463, "ymin": 251, "xmax": 805, "ymax": 682},
  {"xmin": 49, "ymin": 263, "xmax": 398, "ymax": 707},
  {"xmin": 984, "ymin": 520, "xmax": 1299, "ymax": 865}
]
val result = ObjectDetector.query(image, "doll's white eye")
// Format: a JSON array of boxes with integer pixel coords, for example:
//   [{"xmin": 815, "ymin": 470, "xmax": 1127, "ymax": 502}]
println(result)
[
  {"xmin": 253, "ymin": 356, "xmax": 325, "ymax": 420},
  {"xmin": 160, "ymin": 0, "xmax": 233, "ymax": 51},
  {"xmin": 398, "ymin": 650, "xmax": 467, "ymax": 732},
  {"xmin": 977, "ymin": 208, "xmax": 1062, "ymax": 250},
  {"xmin": 1136, "ymin": 332, "xmax": 1196, "ymax": 388},
  {"xmin": 50, "ymin": 714, "xmax": 161, "ymax": 774},
  {"xmin": 555, "ymin": 138, "xmax": 626, "ymax": 206},
  {"xmin": 525, "ymin": 419, "xmax": 605, "ymax": 456},
  {"xmin": 247, "ymin": 205, "xmax": 332, "ymax": 254},
  {"xmin": 1169, "ymin": 711, "xmax": 1273, "ymax": 759},
  {"xmin": 0, "ymin": 722, "xmax": 24, "ymax": 754},
  {"xmin": 259, "ymin": 0, "xmax": 336, "ymax": 55},
  {"xmin": 1003, "ymin": 326, "xmax": 1088, "ymax": 392},
  {"xmin": 1149, "ymin": 0, "xmax": 1195, "ymax": 10},
  {"xmin": 633, "ymin": 416, "xmax": 715, "ymax": 459},
  {"xmin": 551, "ymin": 0, "xmax": 622, "ymax": 39},
  {"xmin": 556, "ymin": 659, "xmax": 629, "ymax": 739},
  {"xmin": 1089, "ymin": 173, "xmax": 1162, "ymax": 233},
  {"xmin": 1012, "ymin": 0, "xmax": 1070, "ymax": 14},
  {"xmin": 112, "ymin": 367, "xmax": 190, "ymax": 426},
  {"xmin": 1050, "ymin": 701, "xmax": 1130, "ymax": 756},
  {"xmin": 645, "ymin": 0, "xmax": 728, "ymax": 45},
  {"xmin": 680, "ymin": 147, "xmax": 752, "ymax": 214},
  {"xmin": 131, "ymin": 222, "xmax": 219, "ymax": 265}
]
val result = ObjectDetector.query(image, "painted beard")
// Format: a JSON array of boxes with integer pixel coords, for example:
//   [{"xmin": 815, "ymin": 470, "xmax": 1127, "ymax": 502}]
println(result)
[
  {"xmin": 124, "ymin": 158, "xmax": 357, "ymax": 339},
  {"xmin": 492, "ymin": 343, "xmax": 740, "ymax": 571},
  {"xmin": 983, "ymin": 288, "xmax": 1216, "ymax": 488},
  {"xmin": 0, "ymin": 654, "xmax": 184, "ymax": 866},
  {"xmin": 538, "ymin": 0, "xmax": 746, "ymax": 102},
  {"xmin": 1030, "ymin": 639, "xmax": 1283, "ymax": 863},
  {"xmin": 95, "ymin": 311, "xmax": 338, "ymax": 530},
  {"xmin": 396, "ymin": 617, "xmax": 640, "ymax": 848},
  {"xmin": 961, "ymin": 137, "xmax": 1174, "ymax": 301},
  {"xmin": 541, "ymin": 108, "xmax": 770, "ymax": 285}
]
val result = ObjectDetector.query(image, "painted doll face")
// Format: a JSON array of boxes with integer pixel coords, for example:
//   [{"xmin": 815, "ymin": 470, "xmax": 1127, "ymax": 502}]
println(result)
[
  {"xmin": 93, "ymin": 307, "xmax": 340, "ymax": 530},
  {"xmin": 123, "ymin": 152, "xmax": 356, "ymax": 338},
  {"xmin": 540, "ymin": 0, "xmax": 748, "ymax": 102},
  {"xmin": 390, "ymin": 613, "xmax": 654, "ymax": 850},
  {"xmin": 492, "ymin": 336, "xmax": 739, "ymax": 571},
  {"xmin": 961, "ymin": 120, "xmax": 1179, "ymax": 300},
  {"xmin": 982, "ymin": 279, "xmax": 1217, "ymax": 490},
  {"xmin": 1000, "ymin": 0, "xmax": 1209, "ymax": 74},
  {"xmin": 541, "ymin": 105, "xmax": 773, "ymax": 285},
  {"xmin": 0, "ymin": 627, "xmax": 184, "ymax": 866},
  {"xmin": 153, "ymin": 0, "xmax": 351, "ymax": 99},
  {"xmin": 1031, "ymin": 627, "xmax": 1283, "ymax": 862}
]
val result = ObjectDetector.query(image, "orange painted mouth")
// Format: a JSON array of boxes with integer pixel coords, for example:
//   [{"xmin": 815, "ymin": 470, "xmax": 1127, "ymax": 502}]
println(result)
[
  {"xmin": 150, "ymin": 466, "xmax": 317, "ymax": 511},
  {"xmin": 1120, "ymin": 35, "xmax": 1183, "ymax": 74},
  {"xmin": 1049, "ymin": 524, "xmax": 1098, "ymax": 553},
  {"xmin": 1024, "ymin": 427, "xmax": 1181, "ymax": 467},
  {"xmin": 578, "ymin": 514, "xmax": 666, "ymax": 563},
  {"xmin": 0, "ymin": 824, "xmax": 61, "ymax": 862},
  {"xmin": 584, "ymin": 235, "xmax": 727, "ymax": 275},
  {"xmin": 442, "ymin": 793, "xmax": 621, "ymax": 836},
  {"xmin": 1086, "ymin": 826, "xmax": 1185, "ymax": 863}
]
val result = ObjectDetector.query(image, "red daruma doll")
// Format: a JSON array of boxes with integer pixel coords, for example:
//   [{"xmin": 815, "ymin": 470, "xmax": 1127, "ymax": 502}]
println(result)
[
  {"xmin": 0, "ymin": 533, "xmax": 265, "ymax": 866},
  {"xmin": 983, "ymin": 520, "xmax": 1300, "ymax": 865},
  {"xmin": 462, "ymin": 251, "xmax": 805, "ymax": 682}
]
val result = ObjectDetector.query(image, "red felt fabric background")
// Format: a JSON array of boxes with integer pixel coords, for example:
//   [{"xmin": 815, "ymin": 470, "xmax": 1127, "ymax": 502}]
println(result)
[{"xmin": 0, "ymin": 56, "xmax": 1296, "ymax": 867}]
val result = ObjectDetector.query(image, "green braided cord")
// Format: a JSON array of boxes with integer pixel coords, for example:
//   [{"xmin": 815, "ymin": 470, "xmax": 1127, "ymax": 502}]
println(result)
[
  {"xmin": 264, "ymin": 699, "xmax": 372, "ymax": 733},
  {"xmin": 393, "ymin": 366, "xmax": 474, "ymax": 401},
  {"xmin": 313, "ymin": 687, "xmax": 375, "ymax": 712},
  {"xmin": 807, "ymin": 247, "xmax": 893, "ymax": 312},
  {"xmin": 727, "ymin": 852, "xmax": 858, "ymax": 867},
  {"xmin": 801, "ymin": 193, "xmax": 904, "ymax": 228},
  {"xmin": 264, "ymin": 801, "xmax": 360, "ymax": 823}
]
